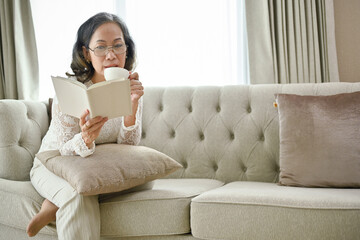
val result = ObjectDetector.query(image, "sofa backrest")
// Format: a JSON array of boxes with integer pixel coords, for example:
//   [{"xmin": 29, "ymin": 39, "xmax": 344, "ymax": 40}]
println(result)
[
  {"xmin": 2, "ymin": 82, "xmax": 360, "ymax": 183},
  {"xmin": 139, "ymin": 82, "xmax": 360, "ymax": 183},
  {"xmin": 0, "ymin": 100, "xmax": 49, "ymax": 181}
]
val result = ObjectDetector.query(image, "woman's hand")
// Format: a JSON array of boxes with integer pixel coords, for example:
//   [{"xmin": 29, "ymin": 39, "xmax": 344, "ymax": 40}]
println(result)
[
  {"xmin": 124, "ymin": 72, "xmax": 143, "ymax": 127},
  {"xmin": 129, "ymin": 72, "xmax": 144, "ymax": 103},
  {"xmin": 79, "ymin": 109, "xmax": 108, "ymax": 148}
]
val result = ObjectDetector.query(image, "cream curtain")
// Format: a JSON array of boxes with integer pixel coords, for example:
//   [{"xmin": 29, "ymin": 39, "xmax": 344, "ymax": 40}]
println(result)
[
  {"xmin": 246, "ymin": 0, "xmax": 339, "ymax": 84},
  {"xmin": 0, "ymin": 0, "xmax": 38, "ymax": 99}
]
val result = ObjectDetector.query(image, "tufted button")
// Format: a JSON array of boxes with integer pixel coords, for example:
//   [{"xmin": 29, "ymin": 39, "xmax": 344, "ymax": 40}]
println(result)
[
  {"xmin": 259, "ymin": 134, "xmax": 265, "ymax": 141},
  {"xmin": 213, "ymin": 164, "xmax": 218, "ymax": 171},
  {"xmin": 243, "ymin": 166, "xmax": 247, "ymax": 172},
  {"xmin": 142, "ymin": 131, "xmax": 146, "ymax": 138},
  {"xmin": 182, "ymin": 161, "xmax": 188, "ymax": 168},
  {"xmin": 159, "ymin": 104, "xmax": 163, "ymax": 111},
  {"xmin": 170, "ymin": 130, "xmax": 176, "ymax": 138},
  {"xmin": 216, "ymin": 106, "xmax": 221, "ymax": 112},
  {"xmin": 188, "ymin": 105, "xmax": 192, "ymax": 113},
  {"xmin": 247, "ymin": 106, "xmax": 252, "ymax": 113},
  {"xmin": 199, "ymin": 132, "xmax": 205, "ymax": 141},
  {"xmin": 230, "ymin": 132, "xmax": 235, "ymax": 140}
]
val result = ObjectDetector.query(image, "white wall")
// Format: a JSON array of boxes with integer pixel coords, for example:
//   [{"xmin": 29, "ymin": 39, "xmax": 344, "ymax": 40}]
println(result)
[{"xmin": 334, "ymin": 0, "xmax": 360, "ymax": 82}]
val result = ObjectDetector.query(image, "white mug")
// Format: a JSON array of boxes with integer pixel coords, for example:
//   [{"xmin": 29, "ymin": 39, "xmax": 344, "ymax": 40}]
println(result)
[{"xmin": 104, "ymin": 67, "xmax": 129, "ymax": 81}]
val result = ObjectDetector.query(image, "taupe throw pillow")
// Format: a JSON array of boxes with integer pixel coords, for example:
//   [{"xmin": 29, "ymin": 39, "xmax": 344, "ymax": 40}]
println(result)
[
  {"xmin": 275, "ymin": 91, "xmax": 360, "ymax": 187},
  {"xmin": 36, "ymin": 144, "xmax": 182, "ymax": 195}
]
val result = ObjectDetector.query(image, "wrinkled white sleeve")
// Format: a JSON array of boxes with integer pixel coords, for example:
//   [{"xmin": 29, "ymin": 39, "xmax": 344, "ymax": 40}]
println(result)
[
  {"xmin": 117, "ymin": 97, "xmax": 143, "ymax": 145},
  {"xmin": 49, "ymin": 96, "xmax": 95, "ymax": 157}
]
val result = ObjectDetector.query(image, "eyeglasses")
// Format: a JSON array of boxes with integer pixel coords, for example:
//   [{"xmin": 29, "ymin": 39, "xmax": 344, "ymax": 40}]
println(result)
[{"xmin": 88, "ymin": 43, "xmax": 127, "ymax": 57}]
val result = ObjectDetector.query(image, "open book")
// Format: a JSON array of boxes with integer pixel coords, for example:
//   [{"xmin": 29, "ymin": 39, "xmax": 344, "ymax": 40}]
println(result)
[{"xmin": 52, "ymin": 76, "xmax": 132, "ymax": 119}]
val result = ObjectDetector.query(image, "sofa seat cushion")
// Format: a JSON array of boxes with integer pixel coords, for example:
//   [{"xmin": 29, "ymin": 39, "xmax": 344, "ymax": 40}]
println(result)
[
  {"xmin": 1, "ymin": 178, "xmax": 223, "ymax": 238},
  {"xmin": 191, "ymin": 181, "xmax": 360, "ymax": 240},
  {"xmin": 99, "ymin": 178, "xmax": 224, "ymax": 238},
  {"xmin": 0, "ymin": 179, "xmax": 56, "ymax": 235}
]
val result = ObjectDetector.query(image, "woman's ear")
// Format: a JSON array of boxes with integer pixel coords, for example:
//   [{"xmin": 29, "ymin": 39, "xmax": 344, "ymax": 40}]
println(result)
[{"xmin": 82, "ymin": 46, "xmax": 90, "ymax": 63}]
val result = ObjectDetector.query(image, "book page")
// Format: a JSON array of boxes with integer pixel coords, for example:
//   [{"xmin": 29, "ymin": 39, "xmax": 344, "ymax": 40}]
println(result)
[
  {"xmin": 52, "ymin": 76, "xmax": 89, "ymax": 118},
  {"xmin": 87, "ymin": 79, "xmax": 132, "ymax": 119}
]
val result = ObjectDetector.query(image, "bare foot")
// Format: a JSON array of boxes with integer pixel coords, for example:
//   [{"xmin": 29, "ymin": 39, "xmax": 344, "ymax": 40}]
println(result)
[{"xmin": 27, "ymin": 199, "xmax": 58, "ymax": 237}]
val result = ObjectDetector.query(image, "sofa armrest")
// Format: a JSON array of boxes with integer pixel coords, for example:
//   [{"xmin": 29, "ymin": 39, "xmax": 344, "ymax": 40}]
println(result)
[{"xmin": 0, "ymin": 100, "xmax": 49, "ymax": 181}]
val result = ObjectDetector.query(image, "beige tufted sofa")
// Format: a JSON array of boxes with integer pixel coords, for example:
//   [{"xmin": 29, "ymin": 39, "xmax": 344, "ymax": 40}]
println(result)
[{"xmin": 1, "ymin": 82, "xmax": 360, "ymax": 240}]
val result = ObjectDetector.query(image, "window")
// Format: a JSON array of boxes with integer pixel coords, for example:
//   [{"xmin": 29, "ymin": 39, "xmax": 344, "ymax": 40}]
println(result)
[
  {"xmin": 31, "ymin": 0, "xmax": 248, "ymax": 100},
  {"xmin": 120, "ymin": 0, "xmax": 248, "ymax": 87},
  {"xmin": 30, "ymin": 0, "xmax": 116, "ymax": 100}
]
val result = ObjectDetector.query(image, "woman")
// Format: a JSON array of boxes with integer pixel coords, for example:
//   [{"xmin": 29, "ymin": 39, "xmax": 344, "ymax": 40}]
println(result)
[{"xmin": 27, "ymin": 12, "xmax": 144, "ymax": 239}]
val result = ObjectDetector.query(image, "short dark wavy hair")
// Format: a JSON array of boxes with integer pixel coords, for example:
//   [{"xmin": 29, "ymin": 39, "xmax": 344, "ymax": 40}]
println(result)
[{"xmin": 66, "ymin": 12, "xmax": 136, "ymax": 83}]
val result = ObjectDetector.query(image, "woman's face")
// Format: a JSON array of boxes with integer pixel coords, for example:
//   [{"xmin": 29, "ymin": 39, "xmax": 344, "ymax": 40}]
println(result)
[{"xmin": 84, "ymin": 22, "xmax": 127, "ymax": 83}]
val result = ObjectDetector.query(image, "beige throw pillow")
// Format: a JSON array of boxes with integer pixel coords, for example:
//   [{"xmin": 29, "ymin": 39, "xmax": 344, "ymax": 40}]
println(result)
[
  {"xmin": 36, "ymin": 144, "xmax": 182, "ymax": 195},
  {"xmin": 275, "ymin": 91, "xmax": 360, "ymax": 187}
]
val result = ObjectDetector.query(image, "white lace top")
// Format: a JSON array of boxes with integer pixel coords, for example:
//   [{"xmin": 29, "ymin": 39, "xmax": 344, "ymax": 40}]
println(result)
[{"xmin": 39, "ymin": 80, "xmax": 142, "ymax": 157}]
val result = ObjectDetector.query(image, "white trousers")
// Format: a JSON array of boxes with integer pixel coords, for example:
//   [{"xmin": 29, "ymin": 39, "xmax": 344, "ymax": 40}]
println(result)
[{"xmin": 30, "ymin": 158, "xmax": 100, "ymax": 240}]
